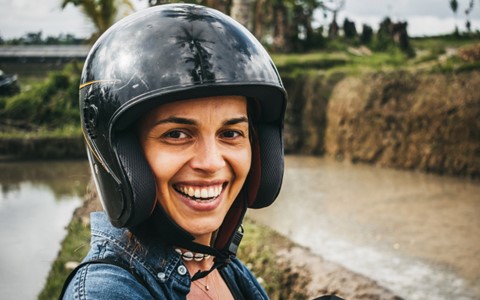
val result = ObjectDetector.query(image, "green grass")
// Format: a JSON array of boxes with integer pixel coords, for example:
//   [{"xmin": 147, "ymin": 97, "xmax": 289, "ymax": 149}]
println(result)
[
  {"xmin": 272, "ymin": 52, "xmax": 349, "ymax": 69},
  {"xmin": 270, "ymin": 35, "xmax": 480, "ymax": 77},
  {"xmin": 0, "ymin": 124, "xmax": 82, "ymax": 139},
  {"xmin": 239, "ymin": 220, "xmax": 311, "ymax": 299},
  {"xmin": 38, "ymin": 218, "xmax": 91, "ymax": 300},
  {"xmin": 410, "ymin": 34, "xmax": 480, "ymax": 50},
  {"xmin": 272, "ymin": 49, "xmax": 410, "ymax": 77}
]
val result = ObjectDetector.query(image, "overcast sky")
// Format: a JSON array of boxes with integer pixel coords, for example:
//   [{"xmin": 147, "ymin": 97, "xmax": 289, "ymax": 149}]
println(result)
[{"xmin": 1, "ymin": 0, "xmax": 480, "ymax": 39}]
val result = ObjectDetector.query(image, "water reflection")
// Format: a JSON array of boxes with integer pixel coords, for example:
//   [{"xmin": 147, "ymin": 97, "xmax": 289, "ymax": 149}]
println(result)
[
  {"xmin": 0, "ymin": 160, "xmax": 89, "ymax": 201},
  {"xmin": 0, "ymin": 160, "xmax": 89, "ymax": 300},
  {"xmin": 249, "ymin": 155, "xmax": 480, "ymax": 300}
]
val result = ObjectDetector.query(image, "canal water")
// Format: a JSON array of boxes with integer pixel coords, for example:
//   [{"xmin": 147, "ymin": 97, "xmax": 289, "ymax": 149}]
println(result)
[
  {"xmin": 1, "ymin": 157, "xmax": 479, "ymax": 299},
  {"xmin": 0, "ymin": 161, "xmax": 90, "ymax": 300},
  {"xmin": 248, "ymin": 156, "xmax": 480, "ymax": 300}
]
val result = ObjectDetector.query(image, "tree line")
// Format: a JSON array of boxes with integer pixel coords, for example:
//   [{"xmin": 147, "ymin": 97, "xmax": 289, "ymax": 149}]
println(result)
[
  {"xmin": 0, "ymin": 32, "xmax": 87, "ymax": 46},
  {"xmin": 2, "ymin": 0, "xmax": 478, "ymax": 54},
  {"xmin": 59, "ymin": 0, "xmax": 420, "ymax": 54}
]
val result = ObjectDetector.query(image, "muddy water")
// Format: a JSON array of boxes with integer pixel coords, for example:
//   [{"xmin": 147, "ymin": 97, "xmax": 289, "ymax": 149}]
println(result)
[
  {"xmin": 248, "ymin": 156, "xmax": 480, "ymax": 300},
  {"xmin": 0, "ymin": 161, "xmax": 90, "ymax": 300}
]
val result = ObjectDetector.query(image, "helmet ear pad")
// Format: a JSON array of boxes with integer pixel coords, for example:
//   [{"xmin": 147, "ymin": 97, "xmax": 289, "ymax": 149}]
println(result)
[
  {"xmin": 114, "ymin": 128, "xmax": 157, "ymax": 227},
  {"xmin": 249, "ymin": 122, "xmax": 284, "ymax": 208},
  {"xmin": 245, "ymin": 97, "xmax": 284, "ymax": 209}
]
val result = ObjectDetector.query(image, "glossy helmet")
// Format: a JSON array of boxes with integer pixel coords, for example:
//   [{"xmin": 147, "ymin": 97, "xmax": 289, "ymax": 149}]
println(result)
[{"xmin": 80, "ymin": 3, "xmax": 286, "ymax": 265}]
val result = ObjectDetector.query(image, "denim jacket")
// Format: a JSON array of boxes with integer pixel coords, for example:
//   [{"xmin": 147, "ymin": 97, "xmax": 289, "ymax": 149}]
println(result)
[{"xmin": 62, "ymin": 212, "xmax": 268, "ymax": 299}]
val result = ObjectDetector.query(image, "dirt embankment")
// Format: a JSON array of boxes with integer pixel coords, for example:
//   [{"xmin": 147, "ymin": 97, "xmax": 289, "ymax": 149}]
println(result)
[{"xmin": 284, "ymin": 70, "xmax": 480, "ymax": 177}]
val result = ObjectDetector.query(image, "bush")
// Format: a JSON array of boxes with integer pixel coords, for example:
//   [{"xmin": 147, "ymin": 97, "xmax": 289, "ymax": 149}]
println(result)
[
  {"xmin": 343, "ymin": 18, "xmax": 357, "ymax": 39},
  {"xmin": 360, "ymin": 24, "xmax": 373, "ymax": 44},
  {"xmin": 458, "ymin": 43, "xmax": 480, "ymax": 62},
  {"xmin": 0, "ymin": 64, "xmax": 80, "ymax": 129}
]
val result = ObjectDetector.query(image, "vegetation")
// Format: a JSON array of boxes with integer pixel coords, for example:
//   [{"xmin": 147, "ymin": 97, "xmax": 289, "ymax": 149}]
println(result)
[
  {"xmin": 0, "ymin": 36, "xmax": 478, "ymax": 142},
  {"xmin": 272, "ymin": 35, "xmax": 480, "ymax": 77},
  {"xmin": 38, "ymin": 218, "xmax": 91, "ymax": 300},
  {"xmin": 0, "ymin": 63, "xmax": 82, "ymax": 137},
  {"xmin": 239, "ymin": 221, "xmax": 308, "ymax": 298},
  {"xmin": 0, "ymin": 31, "xmax": 86, "ymax": 45},
  {"xmin": 58, "ymin": 0, "xmax": 416, "ymax": 54},
  {"xmin": 0, "ymin": 125, "xmax": 81, "ymax": 139}
]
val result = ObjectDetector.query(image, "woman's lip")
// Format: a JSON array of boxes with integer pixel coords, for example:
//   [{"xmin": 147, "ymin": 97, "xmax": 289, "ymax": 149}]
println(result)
[
  {"xmin": 173, "ymin": 180, "xmax": 227, "ymax": 186},
  {"xmin": 175, "ymin": 186, "xmax": 225, "ymax": 212},
  {"xmin": 173, "ymin": 180, "xmax": 228, "ymax": 211},
  {"xmin": 175, "ymin": 182, "xmax": 225, "ymax": 197}
]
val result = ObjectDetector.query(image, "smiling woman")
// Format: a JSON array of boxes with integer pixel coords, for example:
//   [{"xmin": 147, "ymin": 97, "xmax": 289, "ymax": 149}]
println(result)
[
  {"xmin": 60, "ymin": 3, "xmax": 287, "ymax": 299},
  {"xmin": 136, "ymin": 96, "xmax": 254, "ymax": 299},
  {"xmin": 138, "ymin": 96, "xmax": 252, "ymax": 247}
]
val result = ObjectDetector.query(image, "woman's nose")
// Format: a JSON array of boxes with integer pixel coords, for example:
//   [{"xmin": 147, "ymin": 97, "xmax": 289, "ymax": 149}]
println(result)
[{"xmin": 189, "ymin": 138, "xmax": 226, "ymax": 173}]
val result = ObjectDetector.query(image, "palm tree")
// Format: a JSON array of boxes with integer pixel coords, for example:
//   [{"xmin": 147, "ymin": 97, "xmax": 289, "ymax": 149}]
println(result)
[
  {"xmin": 449, "ymin": 0, "xmax": 458, "ymax": 34},
  {"xmin": 62, "ymin": 0, "xmax": 135, "ymax": 42},
  {"xmin": 319, "ymin": 0, "xmax": 345, "ymax": 39}
]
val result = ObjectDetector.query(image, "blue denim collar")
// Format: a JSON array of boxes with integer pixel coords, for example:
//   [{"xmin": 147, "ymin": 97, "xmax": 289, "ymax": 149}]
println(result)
[{"xmin": 89, "ymin": 212, "xmax": 191, "ymax": 289}]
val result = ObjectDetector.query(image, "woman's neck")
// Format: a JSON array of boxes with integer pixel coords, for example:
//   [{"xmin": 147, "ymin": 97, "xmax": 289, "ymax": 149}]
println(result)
[{"xmin": 192, "ymin": 232, "xmax": 213, "ymax": 247}]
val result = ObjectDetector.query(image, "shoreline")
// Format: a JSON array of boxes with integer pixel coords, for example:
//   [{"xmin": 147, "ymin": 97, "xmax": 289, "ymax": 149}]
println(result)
[{"xmin": 0, "ymin": 136, "xmax": 85, "ymax": 160}]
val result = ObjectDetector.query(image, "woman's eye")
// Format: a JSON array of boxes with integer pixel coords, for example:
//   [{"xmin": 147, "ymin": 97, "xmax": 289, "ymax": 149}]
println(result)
[
  {"xmin": 221, "ymin": 130, "xmax": 242, "ymax": 139},
  {"xmin": 163, "ymin": 130, "xmax": 188, "ymax": 139}
]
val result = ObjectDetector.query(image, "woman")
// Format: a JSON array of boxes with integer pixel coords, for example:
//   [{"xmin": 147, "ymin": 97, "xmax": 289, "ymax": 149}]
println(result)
[{"xmin": 61, "ymin": 3, "xmax": 286, "ymax": 299}]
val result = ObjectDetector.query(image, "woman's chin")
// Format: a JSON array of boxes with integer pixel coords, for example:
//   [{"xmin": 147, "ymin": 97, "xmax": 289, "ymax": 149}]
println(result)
[{"xmin": 181, "ymin": 219, "xmax": 223, "ymax": 242}]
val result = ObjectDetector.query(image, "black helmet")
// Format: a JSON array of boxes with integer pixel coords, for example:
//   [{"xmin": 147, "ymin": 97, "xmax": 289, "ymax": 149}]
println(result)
[{"xmin": 80, "ymin": 3, "xmax": 286, "ymax": 270}]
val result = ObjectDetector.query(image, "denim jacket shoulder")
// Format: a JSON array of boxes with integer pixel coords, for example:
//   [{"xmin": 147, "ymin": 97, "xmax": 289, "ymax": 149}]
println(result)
[{"xmin": 62, "ymin": 212, "xmax": 268, "ymax": 300}]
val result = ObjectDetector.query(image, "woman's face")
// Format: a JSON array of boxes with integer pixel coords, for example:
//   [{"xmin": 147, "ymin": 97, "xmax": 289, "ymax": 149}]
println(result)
[{"xmin": 138, "ymin": 96, "xmax": 252, "ymax": 244}]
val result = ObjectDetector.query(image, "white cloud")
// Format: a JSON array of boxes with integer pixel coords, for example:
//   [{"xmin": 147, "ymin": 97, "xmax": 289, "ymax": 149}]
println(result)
[
  {"xmin": 344, "ymin": 0, "xmax": 480, "ymax": 19},
  {"xmin": 407, "ymin": 15, "xmax": 480, "ymax": 36}
]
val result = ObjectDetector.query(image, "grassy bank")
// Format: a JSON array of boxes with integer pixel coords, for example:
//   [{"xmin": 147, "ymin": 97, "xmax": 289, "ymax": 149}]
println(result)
[
  {"xmin": 38, "ymin": 218, "xmax": 91, "ymax": 300},
  {"xmin": 272, "ymin": 38, "xmax": 480, "ymax": 77},
  {"xmin": 0, "ymin": 133, "xmax": 85, "ymax": 160}
]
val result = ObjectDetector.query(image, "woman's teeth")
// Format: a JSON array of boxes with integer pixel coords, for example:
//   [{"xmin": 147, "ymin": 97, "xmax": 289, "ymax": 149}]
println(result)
[{"xmin": 176, "ymin": 185, "xmax": 223, "ymax": 200}]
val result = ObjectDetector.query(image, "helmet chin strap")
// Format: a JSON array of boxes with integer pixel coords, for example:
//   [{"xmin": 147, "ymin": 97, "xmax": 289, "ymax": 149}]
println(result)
[
  {"xmin": 144, "ymin": 203, "xmax": 246, "ymax": 281},
  {"xmin": 190, "ymin": 224, "xmax": 245, "ymax": 281},
  {"xmin": 191, "ymin": 256, "xmax": 232, "ymax": 281}
]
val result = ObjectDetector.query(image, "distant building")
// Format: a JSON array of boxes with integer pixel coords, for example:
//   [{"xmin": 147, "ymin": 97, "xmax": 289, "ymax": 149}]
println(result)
[{"xmin": 0, "ymin": 45, "xmax": 90, "ymax": 77}]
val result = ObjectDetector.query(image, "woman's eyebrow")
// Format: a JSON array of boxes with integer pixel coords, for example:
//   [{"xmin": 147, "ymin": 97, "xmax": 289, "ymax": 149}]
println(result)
[
  {"xmin": 153, "ymin": 116, "xmax": 196, "ymax": 126},
  {"xmin": 223, "ymin": 116, "xmax": 248, "ymax": 126},
  {"xmin": 151, "ymin": 116, "xmax": 248, "ymax": 127}
]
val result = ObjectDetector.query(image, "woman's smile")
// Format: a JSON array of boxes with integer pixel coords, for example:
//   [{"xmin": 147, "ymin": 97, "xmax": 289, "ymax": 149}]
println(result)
[
  {"xmin": 173, "ymin": 181, "xmax": 228, "ymax": 211},
  {"xmin": 174, "ymin": 183, "xmax": 225, "ymax": 201}
]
